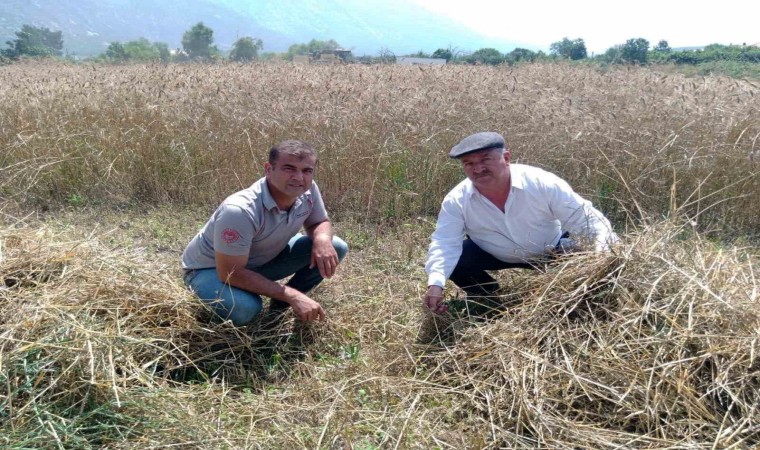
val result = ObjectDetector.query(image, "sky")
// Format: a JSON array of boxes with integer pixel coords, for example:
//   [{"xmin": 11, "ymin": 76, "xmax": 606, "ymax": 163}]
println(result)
[{"xmin": 411, "ymin": 0, "xmax": 759, "ymax": 55}]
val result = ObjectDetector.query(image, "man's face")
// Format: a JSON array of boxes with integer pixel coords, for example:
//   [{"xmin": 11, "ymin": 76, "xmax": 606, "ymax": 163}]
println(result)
[
  {"xmin": 265, "ymin": 153, "xmax": 316, "ymax": 200},
  {"xmin": 460, "ymin": 148, "xmax": 511, "ymax": 190}
]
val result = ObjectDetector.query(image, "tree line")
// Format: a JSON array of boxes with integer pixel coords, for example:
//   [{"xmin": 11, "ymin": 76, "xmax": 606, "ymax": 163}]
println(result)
[
  {"xmin": 0, "ymin": 22, "xmax": 263, "ymax": 63},
  {"xmin": 0, "ymin": 22, "xmax": 335, "ymax": 63},
  {"xmin": 413, "ymin": 38, "xmax": 759, "ymax": 66},
  {"xmin": 2, "ymin": 23, "xmax": 759, "ymax": 68}
]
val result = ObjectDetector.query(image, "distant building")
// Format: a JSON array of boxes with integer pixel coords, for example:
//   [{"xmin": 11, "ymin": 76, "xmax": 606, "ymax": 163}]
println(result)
[
  {"xmin": 397, "ymin": 57, "xmax": 446, "ymax": 66},
  {"xmin": 293, "ymin": 49, "xmax": 353, "ymax": 64}
]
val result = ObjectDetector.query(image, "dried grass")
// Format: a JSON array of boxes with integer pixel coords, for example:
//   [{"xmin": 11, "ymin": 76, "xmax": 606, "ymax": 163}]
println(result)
[
  {"xmin": 1, "ymin": 59, "xmax": 758, "ymax": 448},
  {"xmin": 425, "ymin": 225, "xmax": 759, "ymax": 448},
  {"xmin": 0, "ymin": 62, "xmax": 758, "ymax": 235},
  {"xmin": 0, "ymin": 216, "xmax": 757, "ymax": 448}
]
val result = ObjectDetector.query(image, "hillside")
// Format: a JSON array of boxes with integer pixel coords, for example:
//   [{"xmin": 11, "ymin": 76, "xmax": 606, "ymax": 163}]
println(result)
[{"xmin": 0, "ymin": 0, "xmax": 522, "ymax": 57}]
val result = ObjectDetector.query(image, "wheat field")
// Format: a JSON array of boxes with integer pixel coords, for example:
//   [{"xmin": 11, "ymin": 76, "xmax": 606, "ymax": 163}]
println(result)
[
  {"xmin": 0, "ymin": 61, "xmax": 758, "ymax": 448},
  {"xmin": 1, "ymin": 60, "xmax": 758, "ymax": 231}
]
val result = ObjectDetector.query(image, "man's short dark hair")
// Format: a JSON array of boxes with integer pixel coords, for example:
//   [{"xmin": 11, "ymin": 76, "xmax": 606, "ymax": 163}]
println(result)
[{"xmin": 269, "ymin": 140, "xmax": 317, "ymax": 165}]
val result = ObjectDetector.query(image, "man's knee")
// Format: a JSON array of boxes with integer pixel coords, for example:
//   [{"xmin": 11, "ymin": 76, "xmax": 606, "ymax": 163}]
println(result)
[
  {"xmin": 191, "ymin": 279, "xmax": 263, "ymax": 327},
  {"xmin": 222, "ymin": 297, "xmax": 263, "ymax": 326},
  {"xmin": 333, "ymin": 236, "xmax": 349, "ymax": 261}
]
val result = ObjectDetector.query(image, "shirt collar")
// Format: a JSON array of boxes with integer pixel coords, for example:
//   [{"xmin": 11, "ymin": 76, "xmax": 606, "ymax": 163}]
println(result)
[
  {"xmin": 510, "ymin": 165, "xmax": 525, "ymax": 190},
  {"xmin": 260, "ymin": 179, "xmax": 279, "ymax": 211}
]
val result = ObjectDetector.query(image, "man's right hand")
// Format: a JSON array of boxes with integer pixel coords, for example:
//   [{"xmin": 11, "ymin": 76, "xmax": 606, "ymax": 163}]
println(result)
[
  {"xmin": 423, "ymin": 285, "xmax": 447, "ymax": 314},
  {"xmin": 286, "ymin": 290, "xmax": 326, "ymax": 322}
]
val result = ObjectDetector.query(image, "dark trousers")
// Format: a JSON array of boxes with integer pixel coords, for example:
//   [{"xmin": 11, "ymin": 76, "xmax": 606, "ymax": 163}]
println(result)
[{"xmin": 449, "ymin": 239, "xmax": 536, "ymax": 297}]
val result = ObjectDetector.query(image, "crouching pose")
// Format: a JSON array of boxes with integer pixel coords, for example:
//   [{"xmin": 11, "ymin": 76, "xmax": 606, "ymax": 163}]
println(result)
[
  {"xmin": 182, "ymin": 140, "xmax": 348, "ymax": 326},
  {"xmin": 424, "ymin": 132, "xmax": 617, "ymax": 314}
]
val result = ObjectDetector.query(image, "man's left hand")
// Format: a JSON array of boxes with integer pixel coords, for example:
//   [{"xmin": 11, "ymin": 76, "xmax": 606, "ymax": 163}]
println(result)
[{"xmin": 310, "ymin": 235, "xmax": 339, "ymax": 278}]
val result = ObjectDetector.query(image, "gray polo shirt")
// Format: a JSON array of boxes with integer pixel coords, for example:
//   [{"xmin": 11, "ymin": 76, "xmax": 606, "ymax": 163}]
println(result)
[{"xmin": 181, "ymin": 177, "xmax": 328, "ymax": 270}]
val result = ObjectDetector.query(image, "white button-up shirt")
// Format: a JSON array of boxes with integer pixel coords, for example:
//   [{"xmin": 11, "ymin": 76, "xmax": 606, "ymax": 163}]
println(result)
[{"xmin": 425, "ymin": 164, "xmax": 617, "ymax": 288}]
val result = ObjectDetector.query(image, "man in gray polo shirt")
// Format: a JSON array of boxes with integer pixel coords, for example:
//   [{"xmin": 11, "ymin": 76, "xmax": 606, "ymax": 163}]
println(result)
[
  {"xmin": 182, "ymin": 140, "xmax": 348, "ymax": 326},
  {"xmin": 424, "ymin": 131, "xmax": 617, "ymax": 315}
]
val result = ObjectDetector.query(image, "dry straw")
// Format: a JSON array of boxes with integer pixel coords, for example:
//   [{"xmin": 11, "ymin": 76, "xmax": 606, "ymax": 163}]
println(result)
[
  {"xmin": 1, "ymin": 60, "xmax": 758, "ymax": 447},
  {"xmin": 425, "ymin": 226, "xmax": 758, "ymax": 447},
  {"xmin": 1, "ymin": 62, "xmax": 758, "ymax": 234},
  {"xmin": 1, "ymin": 216, "xmax": 757, "ymax": 448}
]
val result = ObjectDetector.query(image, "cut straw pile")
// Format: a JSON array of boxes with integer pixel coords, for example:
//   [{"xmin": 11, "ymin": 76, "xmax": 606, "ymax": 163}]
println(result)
[
  {"xmin": 425, "ymin": 224, "xmax": 759, "ymax": 448},
  {"xmin": 1, "ymin": 219, "xmax": 758, "ymax": 448}
]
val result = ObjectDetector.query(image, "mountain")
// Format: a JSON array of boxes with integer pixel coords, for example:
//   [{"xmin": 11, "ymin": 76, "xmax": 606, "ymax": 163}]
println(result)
[{"xmin": 0, "ymin": 0, "xmax": 522, "ymax": 57}]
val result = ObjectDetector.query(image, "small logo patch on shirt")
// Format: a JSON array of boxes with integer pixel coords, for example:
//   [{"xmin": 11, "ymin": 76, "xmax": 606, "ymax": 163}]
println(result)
[{"xmin": 221, "ymin": 228, "xmax": 241, "ymax": 244}]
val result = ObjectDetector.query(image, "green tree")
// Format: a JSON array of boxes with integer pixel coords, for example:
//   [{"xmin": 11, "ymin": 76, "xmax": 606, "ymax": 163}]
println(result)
[
  {"xmin": 467, "ymin": 48, "xmax": 504, "ymax": 65},
  {"xmin": 406, "ymin": 50, "xmax": 430, "ymax": 58},
  {"xmin": 666, "ymin": 44, "xmax": 760, "ymax": 65},
  {"xmin": 2, "ymin": 24, "xmax": 63, "ymax": 58},
  {"xmin": 230, "ymin": 37, "xmax": 263, "ymax": 62},
  {"xmin": 432, "ymin": 48, "xmax": 453, "ymax": 61},
  {"xmin": 654, "ymin": 40, "xmax": 670, "ymax": 52},
  {"xmin": 285, "ymin": 39, "xmax": 340, "ymax": 60},
  {"xmin": 182, "ymin": 22, "xmax": 215, "ymax": 59},
  {"xmin": 597, "ymin": 45, "xmax": 624, "ymax": 64},
  {"xmin": 105, "ymin": 42, "xmax": 128, "ymax": 61},
  {"xmin": 506, "ymin": 47, "xmax": 537, "ymax": 63},
  {"xmin": 102, "ymin": 39, "xmax": 170, "ymax": 62},
  {"xmin": 549, "ymin": 37, "xmax": 587, "ymax": 60},
  {"xmin": 649, "ymin": 40, "xmax": 671, "ymax": 63},
  {"xmin": 621, "ymin": 38, "xmax": 650, "ymax": 64},
  {"xmin": 153, "ymin": 42, "xmax": 171, "ymax": 62},
  {"xmin": 124, "ymin": 38, "xmax": 161, "ymax": 60}
]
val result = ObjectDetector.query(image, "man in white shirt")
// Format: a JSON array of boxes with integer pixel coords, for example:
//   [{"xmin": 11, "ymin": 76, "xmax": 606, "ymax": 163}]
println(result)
[{"xmin": 423, "ymin": 132, "xmax": 617, "ymax": 314}]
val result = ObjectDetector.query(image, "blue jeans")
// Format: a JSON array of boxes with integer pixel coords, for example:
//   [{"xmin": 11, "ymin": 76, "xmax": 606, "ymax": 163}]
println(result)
[{"xmin": 184, "ymin": 234, "xmax": 349, "ymax": 326}]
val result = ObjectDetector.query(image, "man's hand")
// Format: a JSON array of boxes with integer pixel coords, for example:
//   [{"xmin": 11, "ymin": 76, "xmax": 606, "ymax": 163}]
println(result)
[
  {"xmin": 215, "ymin": 251, "xmax": 327, "ymax": 322},
  {"xmin": 423, "ymin": 285, "xmax": 447, "ymax": 314},
  {"xmin": 310, "ymin": 234, "xmax": 339, "ymax": 279},
  {"xmin": 287, "ymin": 290, "xmax": 326, "ymax": 322}
]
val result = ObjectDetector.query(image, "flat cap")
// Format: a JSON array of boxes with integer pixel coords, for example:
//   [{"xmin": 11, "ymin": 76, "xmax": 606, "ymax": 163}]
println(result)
[{"xmin": 449, "ymin": 132, "xmax": 505, "ymax": 158}]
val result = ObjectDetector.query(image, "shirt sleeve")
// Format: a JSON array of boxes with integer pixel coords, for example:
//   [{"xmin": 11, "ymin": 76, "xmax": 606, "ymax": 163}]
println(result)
[
  {"xmin": 544, "ymin": 174, "xmax": 618, "ymax": 251},
  {"xmin": 425, "ymin": 192, "xmax": 466, "ymax": 288},
  {"xmin": 304, "ymin": 182, "xmax": 329, "ymax": 228},
  {"xmin": 212, "ymin": 204, "xmax": 255, "ymax": 256}
]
